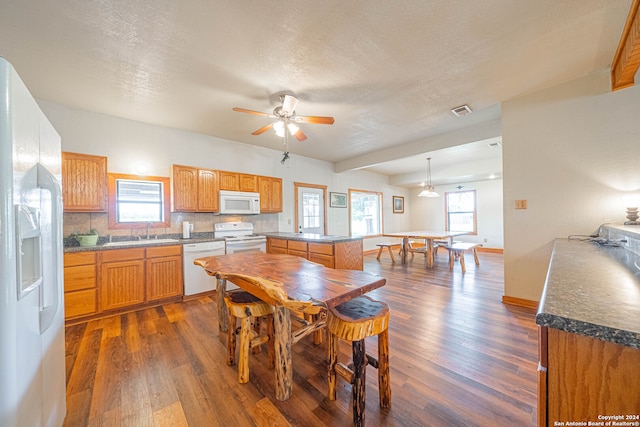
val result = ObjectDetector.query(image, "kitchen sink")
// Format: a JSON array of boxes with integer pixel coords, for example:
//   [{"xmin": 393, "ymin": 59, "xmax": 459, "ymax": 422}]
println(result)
[{"xmin": 102, "ymin": 238, "xmax": 180, "ymax": 247}]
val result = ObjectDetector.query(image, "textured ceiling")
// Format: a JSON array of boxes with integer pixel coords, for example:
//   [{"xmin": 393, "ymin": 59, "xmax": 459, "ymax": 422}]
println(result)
[{"xmin": 0, "ymin": 0, "xmax": 632, "ymax": 187}]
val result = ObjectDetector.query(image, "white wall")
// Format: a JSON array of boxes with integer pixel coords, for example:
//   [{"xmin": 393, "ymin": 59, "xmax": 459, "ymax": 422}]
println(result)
[
  {"xmin": 408, "ymin": 179, "xmax": 504, "ymax": 249},
  {"xmin": 502, "ymin": 70, "xmax": 640, "ymax": 302},
  {"xmin": 39, "ymin": 101, "xmax": 411, "ymax": 250}
]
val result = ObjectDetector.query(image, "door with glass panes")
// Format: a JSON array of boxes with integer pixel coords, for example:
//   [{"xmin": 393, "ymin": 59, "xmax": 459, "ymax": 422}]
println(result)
[{"xmin": 296, "ymin": 186, "xmax": 324, "ymax": 234}]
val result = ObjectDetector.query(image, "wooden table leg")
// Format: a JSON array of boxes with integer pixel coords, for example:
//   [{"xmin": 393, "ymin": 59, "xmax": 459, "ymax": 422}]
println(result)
[
  {"xmin": 274, "ymin": 305, "xmax": 293, "ymax": 401},
  {"xmin": 401, "ymin": 237, "xmax": 408, "ymax": 264},
  {"xmin": 426, "ymin": 239, "xmax": 435, "ymax": 268},
  {"xmin": 217, "ymin": 277, "xmax": 228, "ymax": 332}
]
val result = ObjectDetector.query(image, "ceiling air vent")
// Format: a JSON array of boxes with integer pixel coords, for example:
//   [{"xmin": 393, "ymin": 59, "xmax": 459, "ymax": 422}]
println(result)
[
  {"xmin": 488, "ymin": 141, "xmax": 502, "ymax": 148},
  {"xmin": 451, "ymin": 104, "xmax": 473, "ymax": 117}
]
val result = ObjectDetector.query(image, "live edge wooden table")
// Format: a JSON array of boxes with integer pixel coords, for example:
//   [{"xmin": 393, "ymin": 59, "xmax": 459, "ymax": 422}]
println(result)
[
  {"xmin": 194, "ymin": 252, "xmax": 386, "ymax": 401},
  {"xmin": 382, "ymin": 230, "xmax": 469, "ymax": 267}
]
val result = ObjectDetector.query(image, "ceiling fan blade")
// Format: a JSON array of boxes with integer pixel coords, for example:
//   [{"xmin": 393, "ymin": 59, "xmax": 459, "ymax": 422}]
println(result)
[
  {"xmin": 233, "ymin": 107, "xmax": 271, "ymax": 117},
  {"xmin": 281, "ymin": 95, "xmax": 299, "ymax": 116},
  {"xmin": 292, "ymin": 115, "xmax": 335, "ymax": 125},
  {"xmin": 251, "ymin": 122, "xmax": 274, "ymax": 135},
  {"xmin": 293, "ymin": 128, "xmax": 307, "ymax": 142}
]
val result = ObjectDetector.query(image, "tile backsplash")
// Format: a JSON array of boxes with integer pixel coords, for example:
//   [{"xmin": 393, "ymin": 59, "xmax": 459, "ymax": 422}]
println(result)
[
  {"xmin": 63, "ymin": 212, "xmax": 279, "ymax": 241},
  {"xmin": 600, "ymin": 224, "xmax": 640, "ymax": 256}
]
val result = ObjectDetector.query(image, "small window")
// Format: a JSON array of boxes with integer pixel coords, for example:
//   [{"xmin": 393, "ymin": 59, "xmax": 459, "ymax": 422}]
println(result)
[
  {"xmin": 108, "ymin": 173, "xmax": 171, "ymax": 229},
  {"xmin": 445, "ymin": 190, "xmax": 476, "ymax": 234},
  {"xmin": 302, "ymin": 192, "xmax": 320, "ymax": 228},
  {"xmin": 349, "ymin": 190, "xmax": 382, "ymax": 237}
]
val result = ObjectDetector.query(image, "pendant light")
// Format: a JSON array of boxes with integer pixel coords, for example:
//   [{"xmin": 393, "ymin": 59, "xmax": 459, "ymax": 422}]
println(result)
[{"xmin": 418, "ymin": 157, "xmax": 440, "ymax": 198}]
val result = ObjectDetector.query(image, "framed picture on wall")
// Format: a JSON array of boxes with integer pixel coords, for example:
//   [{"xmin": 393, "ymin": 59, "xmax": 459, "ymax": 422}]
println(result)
[
  {"xmin": 393, "ymin": 196, "xmax": 404, "ymax": 213},
  {"xmin": 330, "ymin": 192, "xmax": 347, "ymax": 208}
]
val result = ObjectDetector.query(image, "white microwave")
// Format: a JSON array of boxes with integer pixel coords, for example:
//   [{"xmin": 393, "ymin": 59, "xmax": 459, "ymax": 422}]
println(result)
[{"xmin": 219, "ymin": 190, "xmax": 260, "ymax": 215}]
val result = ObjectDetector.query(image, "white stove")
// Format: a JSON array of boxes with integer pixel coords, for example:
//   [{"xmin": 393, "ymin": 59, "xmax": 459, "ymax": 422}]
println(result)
[{"xmin": 214, "ymin": 222, "xmax": 267, "ymax": 254}]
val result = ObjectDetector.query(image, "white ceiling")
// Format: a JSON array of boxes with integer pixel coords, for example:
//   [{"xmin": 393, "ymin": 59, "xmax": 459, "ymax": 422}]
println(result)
[{"xmin": 0, "ymin": 1, "xmax": 632, "ymax": 188}]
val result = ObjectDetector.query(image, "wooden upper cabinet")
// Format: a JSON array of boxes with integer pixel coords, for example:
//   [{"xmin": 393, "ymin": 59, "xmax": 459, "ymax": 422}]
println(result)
[
  {"xmin": 171, "ymin": 165, "xmax": 198, "ymax": 212},
  {"xmin": 197, "ymin": 168, "xmax": 219, "ymax": 211},
  {"xmin": 219, "ymin": 171, "xmax": 239, "ymax": 191},
  {"xmin": 171, "ymin": 165, "xmax": 218, "ymax": 212},
  {"xmin": 219, "ymin": 171, "xmax": 258, "ymax": 192},
  {"xmin": 62, "ymin": 152, "xmax": 108, "ymax": 212},
  {"xmin": 238, "ymin": 174, "xmax": 258, "ymax": 192},
  {"xmin": 258, "ymin": 176, "xmax": 283, "ymax": 212}
]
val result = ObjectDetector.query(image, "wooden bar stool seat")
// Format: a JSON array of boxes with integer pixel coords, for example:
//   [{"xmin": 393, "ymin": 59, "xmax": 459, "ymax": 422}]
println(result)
[
  {"xmin": 224, "ymin": 290, "xmax": 275, "ymax": 383},
  {"xmin": 375, "ymin": 243, "xmax": 395, "ymax": 263},
  {"xmin": 327, "ymin": 295, "xmax": 391, "ymax": 426},
  {"xmin": 445, "ymin": 242, "xmax": 481, "ymax": 273}
]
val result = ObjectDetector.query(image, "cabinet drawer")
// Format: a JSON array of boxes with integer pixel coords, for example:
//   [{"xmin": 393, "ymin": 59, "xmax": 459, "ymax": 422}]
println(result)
[
  {"xmin": 269, "ymin": 238, "xmax": 288, "ymax": 249},
  {"xmin": 64, "ymin": 251, "xmax": 96, "ymax": 267},
  {"xmin": 288, "ymin": 240, "xmax": 308, "ymax": 252},
  {"xmin": 100, "ymin": 248, "xmax": 145, "ymax": 262},
  {"xmin": 308, "ymin": 253, "xmax": 335, "ymax": 268},
  {"xmin": 269, "ymin": 247, "xmax": 287, "ymax": 255},
  {"xmin": 65, "ymin": 289, "xmax": 97, "ymax": 318},
  {"xmin": 288, "ymin": 249, "xmax": 308, "ymax": 259},
  {"xmin": 64, "ymin": 264, "xmax": 96, "ymax": 292},
  {"xmin": 146, "ymin": 245, "xmax": 182, "ymax": 258},
  {"xmin": 309, "ymin": 243, "xmax": 333, "ymax": 256}
]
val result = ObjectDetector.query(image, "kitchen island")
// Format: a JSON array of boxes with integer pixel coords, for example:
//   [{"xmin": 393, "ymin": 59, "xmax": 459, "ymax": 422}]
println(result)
[
  {"xmin": 536, "ymin": 236, "xmax": 640, "ymax": 426},
  {"xmin": 263, "ymin": 232, "xmax": 363, "ymax": 270}
]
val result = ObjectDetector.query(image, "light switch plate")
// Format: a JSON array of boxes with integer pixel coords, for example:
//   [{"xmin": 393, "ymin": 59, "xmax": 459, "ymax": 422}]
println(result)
[{"xmin": 515, "ymin": 200, "xmax": 528, "ymax": 209}]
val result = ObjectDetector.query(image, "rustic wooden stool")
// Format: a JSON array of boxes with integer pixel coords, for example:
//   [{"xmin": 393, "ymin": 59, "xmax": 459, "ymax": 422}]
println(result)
[
  {"xmin": 224, "ymin": 290, "xmax": 275, "ymax": 383},
  {"xmin": 446, "ymin": 242, "xmax": 481, "ymax": 273},
  {"xmin": 375, "ymin": 243, "xmax": 395, "ymax": 263},
  {"xmin": 327, "ymin": 295, "xmax": 391, "ymax": 426}
]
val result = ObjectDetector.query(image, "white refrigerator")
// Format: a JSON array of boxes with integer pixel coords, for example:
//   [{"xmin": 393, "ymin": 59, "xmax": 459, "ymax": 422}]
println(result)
[{"xmin": 0, "ymin": 57, "xmax": 66, "ymax": 427}]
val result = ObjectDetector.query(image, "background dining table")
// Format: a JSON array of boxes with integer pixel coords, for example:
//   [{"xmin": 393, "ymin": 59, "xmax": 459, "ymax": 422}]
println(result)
[
  {"xmin": 382, "ymin": 230, "xmax": 469, "ymax": 267},
  {"xmin": 194, "ymin": 252, "xmax": 386, "ymax": 401}
]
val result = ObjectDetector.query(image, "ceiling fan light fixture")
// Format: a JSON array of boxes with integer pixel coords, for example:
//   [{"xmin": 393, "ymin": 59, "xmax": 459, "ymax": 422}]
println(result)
[{"xmin": 273, "ymin": 120, "xmax": 285, "ymax": 137}]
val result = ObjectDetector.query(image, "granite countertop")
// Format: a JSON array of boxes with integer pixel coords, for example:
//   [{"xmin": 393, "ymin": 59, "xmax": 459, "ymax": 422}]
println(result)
[
  {"xmin": 64, "ymin": 233, "xmax": 222, "ymax": 253},
  {"xmin": 536, "ymin": 238, "xmax": 640, "ymax": 349},
  {"xmin": 261, "ymin": 232, "xmax": 362, "ymax": 243}
]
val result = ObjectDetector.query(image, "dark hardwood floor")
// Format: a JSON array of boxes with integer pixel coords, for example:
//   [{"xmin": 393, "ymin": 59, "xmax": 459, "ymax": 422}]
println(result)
[{"xmin": 62, "ymin": 250, "xmax": 538, "ymax": 427}]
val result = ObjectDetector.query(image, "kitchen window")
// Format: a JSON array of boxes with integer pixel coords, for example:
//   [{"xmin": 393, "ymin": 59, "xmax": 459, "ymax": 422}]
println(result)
[
  {"xmin": 445, "ymin": 190, "xmax": 477, "ymax": 234},
  {"xmin": 349, "ymin": 189, "xmax": 382, "ymax": 237},
  {"xmin": 107, "ymin": 173, "xmax": 171, "ymax": 229}
]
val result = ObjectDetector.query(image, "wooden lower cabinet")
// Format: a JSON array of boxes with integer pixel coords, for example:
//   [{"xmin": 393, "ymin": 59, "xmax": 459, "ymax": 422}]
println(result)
[
  {"xmin": 266, "ymin": 237, "xmax": 363, "ymax": 270},
  {"xmin": 63, "ymin": 251, "xmax": 98, "ymax": 319},
  {"xmin": 538, "ymin": 326, "xmax": 640, "ymax": 426},
  {"xmin": 99, "ymin": 249, "xmax": 146, "ymax": 312},
  {"xmin": 64, "ymin": 245, "xmax": 184, "ymax": 322},
  {"xmin": 146, "ymin": 245, "xmax": 183, "ymax": 301}
]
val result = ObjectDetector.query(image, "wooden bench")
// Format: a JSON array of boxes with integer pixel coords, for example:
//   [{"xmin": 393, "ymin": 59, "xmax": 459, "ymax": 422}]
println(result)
[
  {"xmin": 327, "ymin": 295, "xmax": 391, "ymax": 426},
  {"xmin": 375, "ymin": 243, "xmax": 395, "ymax": 263},
  {"xmin": 444, "ymin": 242, "xmax": 481, "ymax": 273}
]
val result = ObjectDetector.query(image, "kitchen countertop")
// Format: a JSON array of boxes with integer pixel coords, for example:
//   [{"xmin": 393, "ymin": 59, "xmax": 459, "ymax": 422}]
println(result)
[
  {"xmin": 261, "ymin": 232, "xmax": 362, "ymax": 243},
  {"xmin": 536, "ymin": 238, "xmax": 640, "ymax": 349},
  {"xmin": 64, "ymin": 233, "xmax": 221, "ymax": 253}
]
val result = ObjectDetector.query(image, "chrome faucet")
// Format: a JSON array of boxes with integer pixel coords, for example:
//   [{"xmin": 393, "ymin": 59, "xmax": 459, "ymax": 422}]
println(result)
[{"xmin": 146, "ymin": 222, "xmax": 152, "ymax": 239}]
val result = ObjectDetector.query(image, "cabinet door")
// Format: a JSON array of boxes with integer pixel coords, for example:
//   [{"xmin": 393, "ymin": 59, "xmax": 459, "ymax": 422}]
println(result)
[
  {"xmin": 259, "ymin": 176, "xmax": 283, "ymax": 212},
  {"xmin": 171, "ymin": 165, "xmax": 198, "ymax": 211},
  {"xmin": 100, "ymin": 259, "xmax": 145, "ymax": 311},
  {"xmin": 238, "ymin": 174, "xmax": 258, "ymax": 192},
  {"xmin": 62, "ymin": 152, "xmax": 108, "ymax": 212},
  {"xmin": 270, "ymin": 178, "xmax": 282, "ymax": 212},
  {"xmin": 197, "ymin": 168, "xmax": 219, "ymax": 212},
  {"xmin": 146, "ymin": 255, "xmax": 183, "ymax": 301},
  {"xmin": 219, "ymin": 171, "xmax": 239, "ymax": 191}
]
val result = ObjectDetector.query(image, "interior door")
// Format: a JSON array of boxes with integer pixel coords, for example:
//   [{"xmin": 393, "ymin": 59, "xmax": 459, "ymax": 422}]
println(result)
[{"xmin": 297, "ymin": 186, "xmax": 325, "ymax": 234}]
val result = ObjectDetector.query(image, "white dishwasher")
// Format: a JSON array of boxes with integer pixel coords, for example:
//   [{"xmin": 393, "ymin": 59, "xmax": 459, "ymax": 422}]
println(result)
[{"xmin": 183, "ymin": 241, "xmax": 226, "ymax": 296}]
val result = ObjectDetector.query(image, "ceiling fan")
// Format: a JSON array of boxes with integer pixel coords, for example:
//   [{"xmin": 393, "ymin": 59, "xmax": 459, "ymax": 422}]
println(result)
[{"xmin": 233, "ymin": 95, "xmax": 334, "ymax": 142}]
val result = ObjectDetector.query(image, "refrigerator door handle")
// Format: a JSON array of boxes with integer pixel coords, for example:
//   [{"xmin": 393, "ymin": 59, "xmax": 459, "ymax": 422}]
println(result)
[{"xmin": 36, "ymin": 163, "xmax": 63, "ymax": 334}]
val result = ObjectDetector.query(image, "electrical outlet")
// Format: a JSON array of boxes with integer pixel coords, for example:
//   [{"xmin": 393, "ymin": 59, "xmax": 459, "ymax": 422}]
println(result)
[
  {"xmin": 288, "ymin": 218, "xmax": 291, "ymax": 224},
  {"xmin": 484, "ymin": 238, "xmax": 487, "ymax": 243}
]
